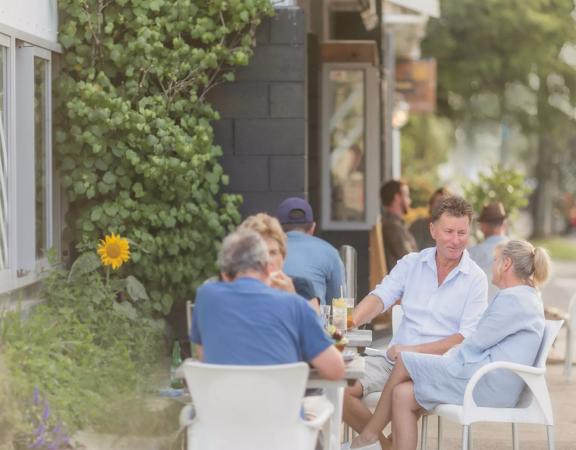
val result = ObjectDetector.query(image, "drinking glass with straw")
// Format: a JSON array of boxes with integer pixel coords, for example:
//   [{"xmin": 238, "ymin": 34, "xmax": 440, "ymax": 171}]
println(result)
[{"xmin": 332, "ymin": 286, "xmax": 347, "ymax": 331}]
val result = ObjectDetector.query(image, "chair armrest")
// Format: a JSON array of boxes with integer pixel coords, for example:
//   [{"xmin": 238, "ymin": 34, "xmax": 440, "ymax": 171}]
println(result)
[
  {"xmin": 301, "ymin": 396, "xmax": 334, "ymax": 430},
  {"xmin": 463, "ymin": 361, "xmax": 544, "ymax": 409}
]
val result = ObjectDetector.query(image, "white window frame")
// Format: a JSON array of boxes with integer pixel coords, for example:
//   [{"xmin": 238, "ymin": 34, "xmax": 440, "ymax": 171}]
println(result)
[
  {"xmin": 0, "ymin": 36, "xmax": 57, "ymax": 295},
  {"xmin": 15, "ymin": 44, "xmax": 53, "ymax": 275},
  {"xmin": 33, "ymin": 47, "xmax": 53, "ymax": 273},
  {"xmin": 0, "ymin": 33, "xmax": 12, "ymax": 290}
]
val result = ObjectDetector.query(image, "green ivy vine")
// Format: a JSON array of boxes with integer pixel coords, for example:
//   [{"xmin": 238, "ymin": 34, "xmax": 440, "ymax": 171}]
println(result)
[{"xmin": 55, "ymin": 0, "xmax": 274, "ymax": 315}]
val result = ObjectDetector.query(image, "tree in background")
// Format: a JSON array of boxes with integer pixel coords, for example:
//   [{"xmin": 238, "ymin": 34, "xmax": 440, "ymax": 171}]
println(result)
[
  {"xmin": 423, "ymin": 0, "xmax": 576, "ymax": 237},
  {"xmin": 56, "ymin": 0, "xmax": 273, "ymax": 316},
  {"xmin": 401, "ymin": 114, "xmax": 453, "ymax": 208}
]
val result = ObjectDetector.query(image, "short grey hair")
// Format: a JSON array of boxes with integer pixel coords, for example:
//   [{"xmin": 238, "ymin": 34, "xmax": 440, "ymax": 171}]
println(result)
[{"xmin": 217, "ymin": 229, "xmax": 269, "ymax": 278}]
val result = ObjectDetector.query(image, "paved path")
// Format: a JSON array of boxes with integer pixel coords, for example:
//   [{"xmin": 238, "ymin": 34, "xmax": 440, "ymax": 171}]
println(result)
[{"xmin": 542, "ymin": 259, "xmax": 576, "ymax": 311}]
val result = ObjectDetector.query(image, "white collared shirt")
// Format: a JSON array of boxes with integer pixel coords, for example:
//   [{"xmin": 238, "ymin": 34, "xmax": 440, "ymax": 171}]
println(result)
[{"xmin": 371, "ymin": 247, "xmax": 488, "ymax": 350}]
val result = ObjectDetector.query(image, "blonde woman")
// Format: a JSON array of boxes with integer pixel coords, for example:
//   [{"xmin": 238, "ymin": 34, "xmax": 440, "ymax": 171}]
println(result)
[
  {"xmin": 350, "ymin": 240, "xmax": 550, "ymax": 450},
  {"xmin": 239, "ymin": 213, "xmax": 320, "ymax": 312}
]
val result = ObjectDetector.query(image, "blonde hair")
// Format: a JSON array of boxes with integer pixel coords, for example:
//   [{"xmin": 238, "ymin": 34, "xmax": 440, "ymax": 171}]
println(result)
[
  {"xmin": 238, "ymin": 213, "xmax": 287, "ymax": 258},
  {"xmin": 497, "ymin": 240, "xmax": 551, "ymax": 287}
]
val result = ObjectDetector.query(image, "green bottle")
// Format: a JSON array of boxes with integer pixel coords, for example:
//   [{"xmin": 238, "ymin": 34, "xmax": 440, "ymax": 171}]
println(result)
[{"xmin": 170, "ymin": 340, "xmax": 183, "ymax": 389}]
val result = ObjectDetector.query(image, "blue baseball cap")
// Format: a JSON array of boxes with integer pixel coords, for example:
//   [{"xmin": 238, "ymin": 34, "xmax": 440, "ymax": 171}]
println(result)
[{"xmin": 276, "ymin": 197, "xmax": 314, "ymax": 224}]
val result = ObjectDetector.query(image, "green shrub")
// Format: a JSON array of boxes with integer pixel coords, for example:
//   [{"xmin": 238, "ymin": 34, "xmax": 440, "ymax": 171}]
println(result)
[
  {"xmin": 464, "ymin": 166, "xmax": 532, "ymax": 219},
  {"xmin": 55, "ymin": 0, "xmax": 274, "ymax": 314},
  {"xmin": 0, "ymin": 356, "xmax": 21, "ymax": 449},
  {"xmin": 0, "ymin": 258, "xmax": 168, "ymax": 436}
]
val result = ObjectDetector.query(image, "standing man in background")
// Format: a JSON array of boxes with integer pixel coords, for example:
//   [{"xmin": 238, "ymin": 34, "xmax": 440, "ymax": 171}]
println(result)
[
  {"xmin": 277, "ymin": 197, "xmax": 345, "ymax": 305},
  {"xmin": 469, "ymin": 202, "xmax": 508, "ymax": 301},
  {"xmin": 380, "ymin": 180, "xmax": 417, "ymax": 270}
]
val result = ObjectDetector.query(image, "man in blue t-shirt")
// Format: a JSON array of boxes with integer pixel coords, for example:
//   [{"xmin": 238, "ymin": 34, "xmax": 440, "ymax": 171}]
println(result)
[
  {"xmin": 276, "ymin": 197, "xmax": 345, "ymax": 306},
  {"xmin": 191, "ymin": 229, "xmax": 345, "ymax": 380}
]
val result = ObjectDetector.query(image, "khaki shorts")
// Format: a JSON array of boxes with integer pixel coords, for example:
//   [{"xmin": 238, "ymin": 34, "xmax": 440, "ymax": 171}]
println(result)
[{"xmin": 359, "ymin": 355, "xmax": 395, "ymax": 397}]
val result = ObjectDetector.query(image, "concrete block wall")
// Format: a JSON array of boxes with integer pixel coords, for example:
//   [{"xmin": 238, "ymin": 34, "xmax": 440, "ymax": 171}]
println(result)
[{"xmin": 208, "ymin": 8, "xmax": 308, "ymax": 217}]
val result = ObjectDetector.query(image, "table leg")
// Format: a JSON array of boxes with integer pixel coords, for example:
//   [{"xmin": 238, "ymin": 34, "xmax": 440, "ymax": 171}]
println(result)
[{"xmin": 322, "ymin": 384, "xmax": 345, "ymax": 450}]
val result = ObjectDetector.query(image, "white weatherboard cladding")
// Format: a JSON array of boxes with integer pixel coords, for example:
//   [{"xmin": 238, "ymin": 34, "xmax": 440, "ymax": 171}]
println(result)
[{"xmin": 0, "ymin": 0, "xmax": 58, "ymax": 42}]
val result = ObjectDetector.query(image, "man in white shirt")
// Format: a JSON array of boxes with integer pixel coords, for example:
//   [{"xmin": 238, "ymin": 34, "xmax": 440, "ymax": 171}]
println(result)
[{"xmin": 343, "ymin": 196, "xmax": 488, "ymax": 450}]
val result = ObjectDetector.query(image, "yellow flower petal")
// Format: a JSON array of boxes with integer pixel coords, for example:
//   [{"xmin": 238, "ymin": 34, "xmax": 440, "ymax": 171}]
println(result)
[{"xmin": 97, "ymin": 233, "xmax": 130, "ymax": 269}]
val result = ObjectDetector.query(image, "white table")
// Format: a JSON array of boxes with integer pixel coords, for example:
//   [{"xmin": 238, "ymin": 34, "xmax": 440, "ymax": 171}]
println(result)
[
  {"xmin": 345, "ymin": 329, "xmax": 373, "ymax": 348},
  {"xmin": 308, "ymin": 356, "xmax": 366, "ymax": 450}
]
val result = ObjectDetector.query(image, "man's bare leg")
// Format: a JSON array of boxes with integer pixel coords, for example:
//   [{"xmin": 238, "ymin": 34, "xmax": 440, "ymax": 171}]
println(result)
[
  {"xmin": 351, "ymin": 357, "xmax": 412, "ymax": 448},
  {"xmin": 391, "ymin": 381, "xmax": 422, "ymax": 450},
  {"xmin": 343, "ymin": 381, "xmax": 374, "ymax": 433}
]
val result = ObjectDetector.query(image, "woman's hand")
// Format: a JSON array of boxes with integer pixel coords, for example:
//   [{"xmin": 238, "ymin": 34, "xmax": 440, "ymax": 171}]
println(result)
[
  {"xmin": 386, "ymin": 344, "xmax": 415, "ymax": 361},
  {"xmin": 269, "ymin": 271, "xmax": 296, "ymax": 293}
]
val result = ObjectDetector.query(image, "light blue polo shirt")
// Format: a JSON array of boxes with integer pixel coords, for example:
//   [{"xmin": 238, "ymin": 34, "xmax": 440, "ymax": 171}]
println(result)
[{"xmin": 283, "ymin": 231, "xmax": 345, "ymax": 305}]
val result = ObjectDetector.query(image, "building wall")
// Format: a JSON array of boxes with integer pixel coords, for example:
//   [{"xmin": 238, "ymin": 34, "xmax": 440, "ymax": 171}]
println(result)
[
  {"xmin": 209, "ymin": 7, "xmax": 373, "ymax": 297},
  {"xmin": 0, "ymin": 0, "xmax": 58, "ymax": 42},
  {"xmin": 208, "ymin": 8, "xmax": 308, "ymax": 217}
]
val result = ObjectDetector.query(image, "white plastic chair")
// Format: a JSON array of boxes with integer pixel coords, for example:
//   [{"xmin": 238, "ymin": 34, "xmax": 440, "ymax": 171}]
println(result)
[
  {"xmin": 179, "ymin": 360, "xmax": 334, "ymax": 450},
  {"xmin": 421, "ymin": 320, "xmax": 564, "ymax": 450},
  {"xmin": 564, "ymin": 294, "xmax": 576, "ymax": 379}
]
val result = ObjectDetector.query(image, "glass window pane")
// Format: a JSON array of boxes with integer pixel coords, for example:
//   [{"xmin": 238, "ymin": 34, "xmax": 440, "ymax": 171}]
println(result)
[
  {"xmin": 0, "ymin": 47, "xmax": 8, "ymax": 269},
  {"xmin": 328, "ymin": 70, "xmax": 366, "ymax": 222},
  {"xmin": 35, "ymin": 57, "xmax": 47, "ymax": 259}
]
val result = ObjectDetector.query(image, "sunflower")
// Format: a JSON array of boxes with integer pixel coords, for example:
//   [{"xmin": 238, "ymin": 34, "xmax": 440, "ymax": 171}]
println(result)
[{"xmin": 97, "ymin": 233, "xmax": 130, "ymax": 270}]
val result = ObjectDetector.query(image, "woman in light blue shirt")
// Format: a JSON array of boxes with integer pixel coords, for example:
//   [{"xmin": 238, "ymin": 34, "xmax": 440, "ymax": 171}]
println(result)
[{"xmin": 349, "ymin": 240, "xmax": 550, "ymax": 450}]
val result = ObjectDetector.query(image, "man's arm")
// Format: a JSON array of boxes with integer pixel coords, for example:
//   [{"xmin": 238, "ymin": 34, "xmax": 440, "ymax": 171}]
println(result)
[
  {"xmin": 387, "ymin": 333, "xmax": 464, "ymax": 361},
  {"xmin": 310, "ymin": 346, "xmax": 345, "ymax": 380},
  {"xmin": 352, "ymin": 294, "xmax": 385, "ymax": 327},
  {"xmin": 308, "ymin": 297, "xmax": 321, "ymax": 314},
  {"xmin": 351, "ymin": 253, "xmax": 414, "ymax": 327},
  {"xmin": 195, "ymin": 345, "xmax": 204, "ymax": 361}
]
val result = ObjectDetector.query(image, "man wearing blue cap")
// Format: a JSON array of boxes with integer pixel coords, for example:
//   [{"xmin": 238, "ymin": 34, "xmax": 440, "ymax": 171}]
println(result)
[{"xmin": 276, "ymin": 197, "xmax": 345, "ymax": 306}]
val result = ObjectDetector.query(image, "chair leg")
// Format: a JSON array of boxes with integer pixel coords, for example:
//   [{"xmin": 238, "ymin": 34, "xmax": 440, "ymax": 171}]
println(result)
[
  {"xmin": 546, "ymin": 425, "xmax": 556, "ymax": 450},
  {"xmin": 461, "ymin": 425, "xmax": 469, "ymax": 450},
  {"xmin": 512, "ymin": 423, "xmax": 518, "ymax": 450},
  {"xmin": 343, "ymin": 423, "xmax": 349, "ymax": 443},
  {"xmin": 468, "ymin": 425, "xmax": 472, "ymax": 450},
  {"xmin": 436, "ymin": 417, "xmax": 442, "ymax": 450},
  {"xmin": 420, "ymin": 415, "xmax": 428, "ymax": 450}
]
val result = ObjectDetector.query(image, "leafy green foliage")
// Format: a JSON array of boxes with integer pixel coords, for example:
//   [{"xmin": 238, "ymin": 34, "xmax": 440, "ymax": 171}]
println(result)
[
  {"xmin": 0, "ymin": 262, "xmax": 167, "ymax": 435},
  {"xmin": 425, "ymin": 0, "xmax": 576, "ymax": 126},
  {"xmin": 0, "ymin": 357, "xmax": 21, "ymax": 449},
  {"xmin": 55, "ymin": 0, "xmax": 273, "ymax": 314},
  {"xmin": 463, "ymin": 166, "xmax": 532, "ymax": 219},
  {"xmin": 423, "ymin": 0, "xmax": 576, "ymax": 235}
]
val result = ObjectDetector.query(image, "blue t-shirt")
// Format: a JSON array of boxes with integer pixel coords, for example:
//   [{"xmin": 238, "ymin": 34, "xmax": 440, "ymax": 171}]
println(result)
[
  {"xmin": 283, "ymin": 231, "xmax": 345, "ymax": 305},
  {"xmin": 191, "ymin": 277, "xmax": 333, "ymax": 365}
]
